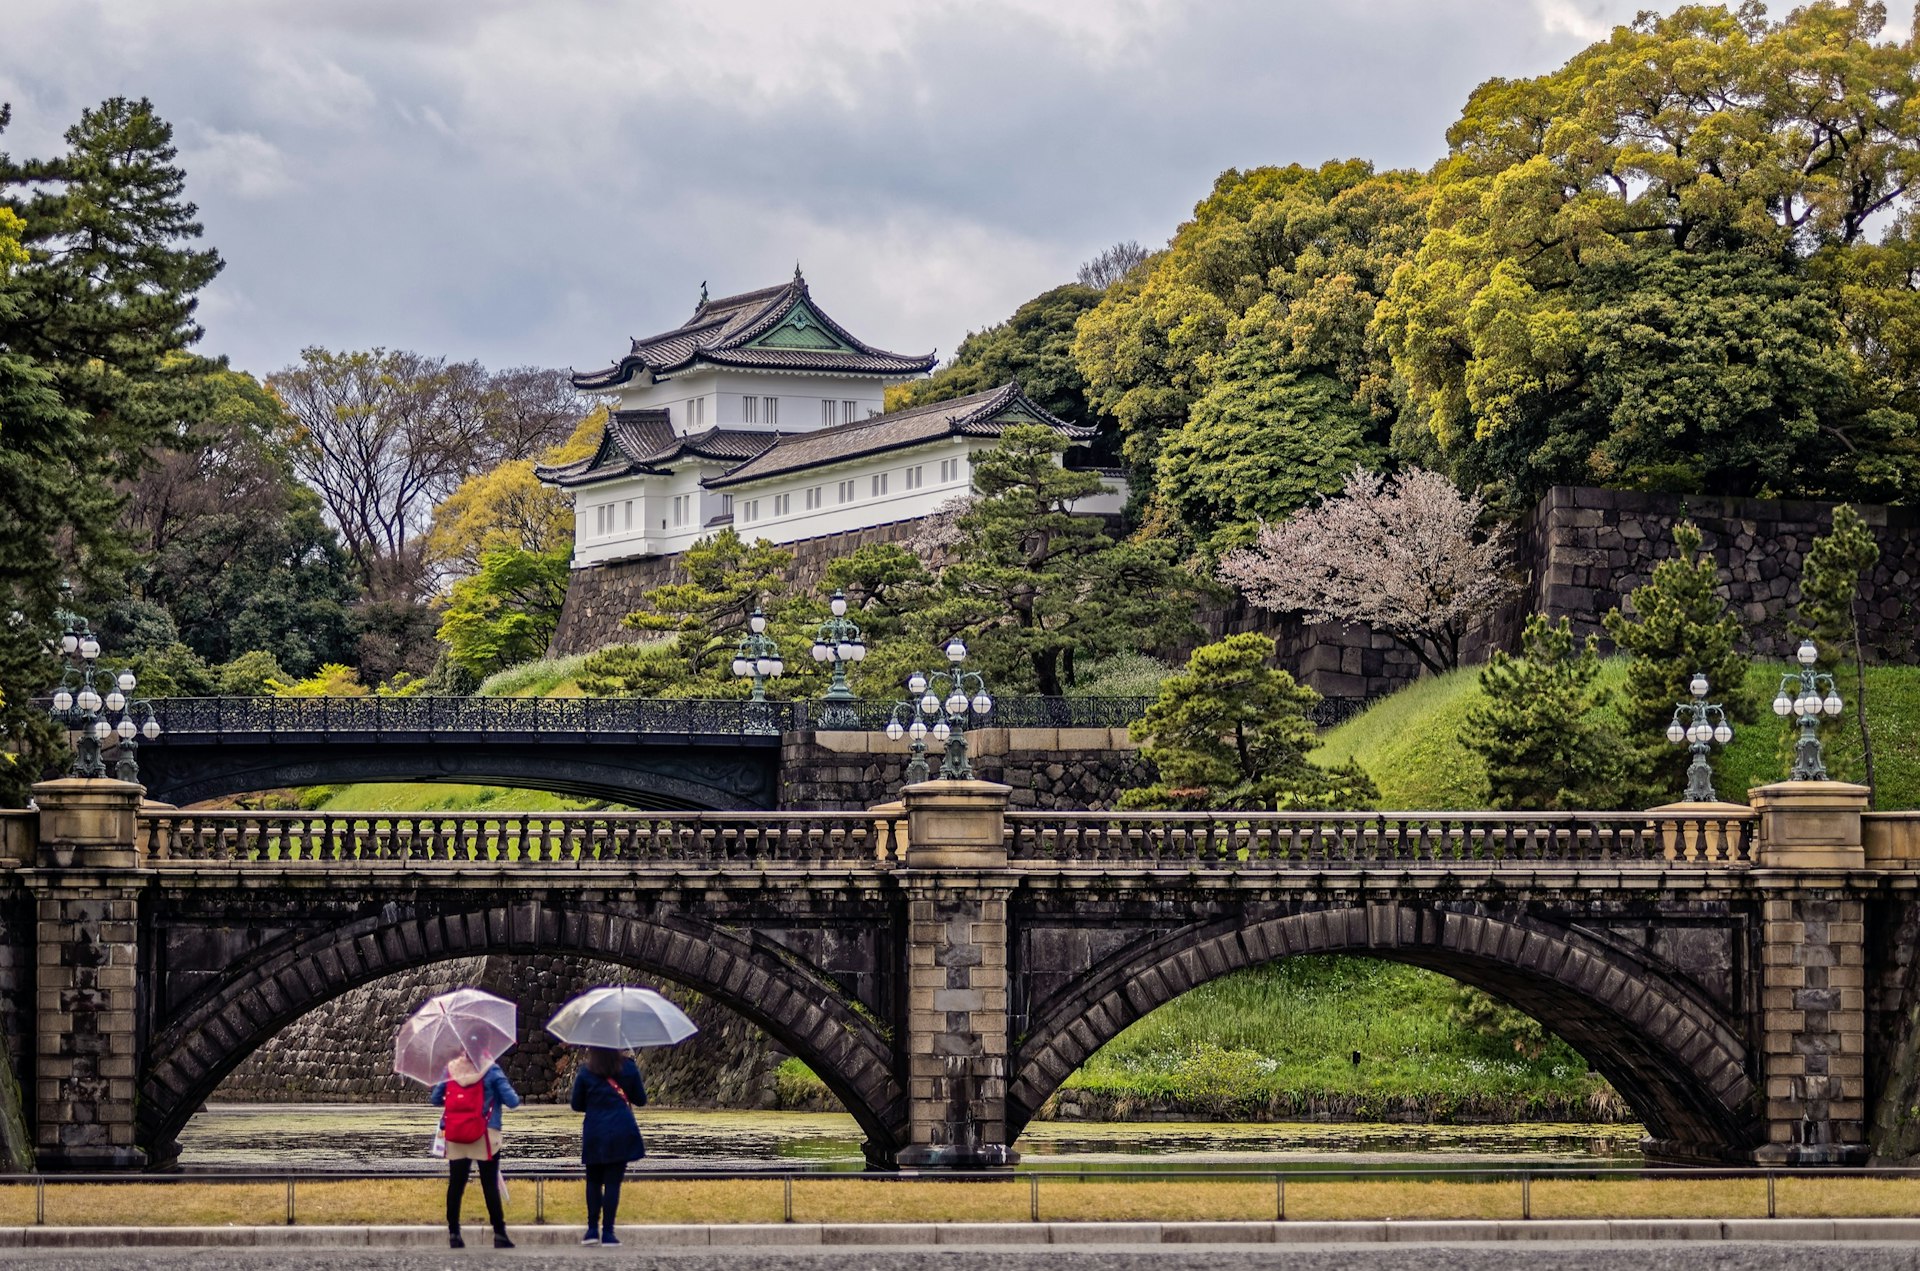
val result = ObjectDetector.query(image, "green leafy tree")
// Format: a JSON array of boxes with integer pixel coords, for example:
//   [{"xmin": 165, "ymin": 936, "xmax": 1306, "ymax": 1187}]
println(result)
[
  {"xmin": 915, "ymin": 425, "xmax": 1206, "ymax": 696},
  {"xmin": 436, "ymin": 547, "xmax": 571, "ymax": 680},
  {"xmin": 1119, "ymin": 634, "xmax": 1378, "ymax": 811},
  {"xmin": 888, "ymin": 284, "xmax": 1108, "ymax": 435},
  {"xmin": 213, "ymin": 650, "xmax": 287, "ymax": 697},
  {"xmin": 1461, "ymin": 615, "xmax": 1627, "ymax": 810},
  {"xmin": 1074, "ymin": 160, "xmax": 1425, "ymax": 527},
  {"xmin": 268, "ymin": 664, "xmax": 369, "ymax": 697},
  {"xmin": 1376, "ymin": 4, "xmax": 1920, "ymax": 507},
  {"xmin": 1602, "ymin": 522, "xmax": 1751, "ymax": 804},
  {"xmin": 1796, "ymin": 504, "xmax": 1882, "ymax": 799},
  {"xmin": 1157, "ymin": 315, "xmax": 1380, "ymax": 553},
  {"xmin": 0, "ymin": 97, "xmax": 225, "ymax": 788},
  {"xmin": 123, "ymin": 643, "xmax": 214, "ymax": 698}
]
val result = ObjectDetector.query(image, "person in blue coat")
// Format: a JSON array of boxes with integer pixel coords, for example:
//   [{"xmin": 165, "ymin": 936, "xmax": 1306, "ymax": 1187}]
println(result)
[
  {"xmin": 570, "ymin": 1046, "xmax": 646, "ymax": 1245},
  {"xmin": 431, "ymin": 1055, "xmax": 522, "ymax": 1249}
]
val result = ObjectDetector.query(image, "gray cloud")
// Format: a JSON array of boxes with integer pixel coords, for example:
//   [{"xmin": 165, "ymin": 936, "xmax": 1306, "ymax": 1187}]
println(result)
[{"xmin": 0, "ymin": 0, "xmax": 1805, "ymax": 380}]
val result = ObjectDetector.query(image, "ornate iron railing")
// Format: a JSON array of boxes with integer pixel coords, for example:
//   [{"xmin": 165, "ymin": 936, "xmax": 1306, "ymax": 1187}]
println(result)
[
  {"xmin": 141, "ymin": 811, "xmax": 903, "ymax": 866},
  {"xmin": 139, "ymin": 696, "xmax": 1154, "ymax": 736},
  {"xmin": 1005, "ymin": 811, "xmax": 1754, "ymax": 867}
]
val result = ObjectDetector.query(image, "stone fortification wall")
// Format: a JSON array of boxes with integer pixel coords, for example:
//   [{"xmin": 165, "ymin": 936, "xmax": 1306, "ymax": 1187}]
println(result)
[
  {"xmin": 216, "ymin": 955, "xmax": 786, "ymax": 1109},
  {"xmin": 780, "ymin": 728, "xmax": 1154, "ymax": 811},
  {"xmin": 550, "ymin": 486, "xmax": 1920, "ymax": 710},
  {"xmin": 549, "ymin": 518, "xmax": 928, "ymax": 656},
  {"xmin": 1512, "ymin": 487, "xmax": 1919, "ymax": 662}
]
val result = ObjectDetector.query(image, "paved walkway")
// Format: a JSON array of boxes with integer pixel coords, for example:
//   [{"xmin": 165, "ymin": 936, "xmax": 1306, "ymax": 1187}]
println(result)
[
  {"xmin": 4, "ymin": 1241, "xmax": 1920, "ymax": 1270},
  {"xmin": 3, "ymin": 1219, "xmax": 1920, "ymax": 1248}
]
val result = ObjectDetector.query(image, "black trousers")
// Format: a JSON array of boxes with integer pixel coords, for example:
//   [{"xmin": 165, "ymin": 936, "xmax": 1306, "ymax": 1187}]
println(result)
[
  {"xmin": 447, "ymin": 1156, "xmax": 506, "ymax": 1234},
  {"xmin": 585, "ymin": 1161, "xmax": 627, "ymax": 1234}
]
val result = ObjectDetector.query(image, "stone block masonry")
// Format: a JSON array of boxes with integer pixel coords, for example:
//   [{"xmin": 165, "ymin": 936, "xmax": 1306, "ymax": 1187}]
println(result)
[
  {"xmin": 779, "ymin": 728, "xmax": 1153, "ymax": 812},
  {"xmin": 549, "ymin": 484, "xmax": 1920, "ymax": 712}
]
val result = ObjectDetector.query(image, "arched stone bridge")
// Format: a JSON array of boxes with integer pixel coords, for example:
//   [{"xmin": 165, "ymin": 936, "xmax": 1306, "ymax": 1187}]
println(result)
[
  {"xmin": 8, "ymin": 777, "xmax": 1917, "ymax": 1172},
  {"xmin": 128, "ymin": 696, "xmax": 1152, "ymax": 809}
]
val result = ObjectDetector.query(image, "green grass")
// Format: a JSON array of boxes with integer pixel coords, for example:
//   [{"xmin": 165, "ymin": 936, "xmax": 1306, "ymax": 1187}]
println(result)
[
  {"xmin": 474, "ymin": 650, "xmax": 600, "ymax": 698},
  {"xmin": 1317, "ymin": 659, "xmax": 1920, "ymax": 811},
  {"xmin": 308, "ymin": 783, "xmax": 606, "ymax": 813},
  {"xmin": 1051, "ymin": 956, "xmax": 1618, "ymax": 1123}
]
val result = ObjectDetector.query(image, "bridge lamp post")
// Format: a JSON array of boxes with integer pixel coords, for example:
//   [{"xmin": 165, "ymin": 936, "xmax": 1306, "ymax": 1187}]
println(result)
[
  {"xmin": 810, "ymin": 590, "xmax": 867, "ymax": 728},
  {"xmin": 730, "ymin": 608, "xmax": 785, "ymax": 703},
  {"xmin": 883, "ymin": 701, "xmax": 932, "ymax": 786},
  {"xmin": 1772, "ymin": 638, "xmax": 1844, "ymax": 781},
  {"xmin": 47, "ymin": 597, "xmax": 161, "ymax": 781},
  {"xmin": 1666, "ymin": 672, "xmax": 1733, "ymax": 802},
  {"xmin": 903, "ymin": 637, "xmax": 992, "ymax": 781}
]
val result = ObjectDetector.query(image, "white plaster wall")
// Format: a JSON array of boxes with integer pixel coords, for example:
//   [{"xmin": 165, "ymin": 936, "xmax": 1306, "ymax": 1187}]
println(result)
[{"xmin": 597, "ymin": 369, "xmax": 894, "ymax": 435}]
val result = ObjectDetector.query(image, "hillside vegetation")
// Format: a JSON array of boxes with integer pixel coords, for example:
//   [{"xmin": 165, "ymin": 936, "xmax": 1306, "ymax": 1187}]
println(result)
[{"xmin": 1319, "ymin": 661, "xmax": 1920, "ymax": 812}]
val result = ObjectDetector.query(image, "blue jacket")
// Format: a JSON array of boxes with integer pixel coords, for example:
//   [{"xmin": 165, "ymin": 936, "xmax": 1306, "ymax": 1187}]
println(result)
[
  {"xmin": 431, "ymin": 1063, "xmax": 521, "ymax": 1131},
  {"xmin": 570, "ymin": 1057, "xmax": 646, "ymax": 1164}
]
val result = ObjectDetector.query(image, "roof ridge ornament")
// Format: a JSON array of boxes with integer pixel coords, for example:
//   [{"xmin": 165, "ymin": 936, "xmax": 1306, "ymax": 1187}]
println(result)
[
  {"xmin": 699, "ymin": 280, "xmax": 709, "ymax": 306},
  {"xmin": 794, "ymin": 261, "xmax": 803, "ymax": 283}
]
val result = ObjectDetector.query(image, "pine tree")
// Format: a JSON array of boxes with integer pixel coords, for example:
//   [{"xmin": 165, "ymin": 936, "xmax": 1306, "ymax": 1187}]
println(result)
[
  {"xmin": 1118, "ymin": 634, "xmax": 1378, "ymax": 811},
  {"xmin": 1462, "ymin": 615, "xmax": 1628, "ymax": 810},
  {"xmin": 916, "ymin": 425, "xmax": 1206, "ymax": 695},
  {"xmin": 1601, "ymin": 522, "xmax": 1750, "ymax": 805},
  {"xmin": 0, "ymin": 98, "xmax": 225, "ymax": 799},
  {"xmin": 1796, "ymin": 505, "xmax": 1881, "ymax": 799}
]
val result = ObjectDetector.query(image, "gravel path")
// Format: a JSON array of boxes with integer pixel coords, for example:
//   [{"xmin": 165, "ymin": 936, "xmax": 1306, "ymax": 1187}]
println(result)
[{"xmin": 3, "ymin": 1245, "xmax": 1920, "ymax": 1271}]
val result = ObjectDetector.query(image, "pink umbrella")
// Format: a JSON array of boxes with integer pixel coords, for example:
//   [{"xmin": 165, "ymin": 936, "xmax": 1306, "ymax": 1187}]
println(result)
[{"xmin": 393, "ymin": 988, "xmax": 518, "ymax": 1086}]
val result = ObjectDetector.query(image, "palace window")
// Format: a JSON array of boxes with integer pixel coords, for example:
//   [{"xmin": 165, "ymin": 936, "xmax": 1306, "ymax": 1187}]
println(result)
[
  {"xmin": 871, "ymin": 472, "xmax": 889, "ymax": 497},
  {"xmin": 719, "ymin": 494, "xmax": 732, "ymax": 518},
  {"xmin": 805, "ymin": 486, "xmax": 822, "ymax": 511},
  {"xmin": 741, "ymin": 499, "xmax": 759, "ymax": 523},
  {"xmin": 671, "ymin": 494, "xmax": 691, "ymax": 527},
  {"xmin": 837, "ymin": 479, "xmax": 856, "ymax": 504},
  {"xmin": 940, "ymin": 458, "xmax": 962, "ymax": 484},
  {"xmin": 844, "ymin": 400, "xmax": 858, "ymax": 422},
  {"xmin": 774, "ymin": 493, "xmax": 792, "ymax": 516},
  {"xmin": 764, "ymin": 397, "xmax": 778, "ymax": 425},
  {"xmin": 741, "ymin": 396, "xmax": 757, "ymax": 424},
  {"xmin": 904, "ymin": 466, "xmax": 923, "ymax": 490},
  {"xmin": 821, "ymin": 400, "xmax": 835, "ymax": 426},
  {"xmin": 623, "ymin": 500, "xmax": 633, "ymax": 530}
]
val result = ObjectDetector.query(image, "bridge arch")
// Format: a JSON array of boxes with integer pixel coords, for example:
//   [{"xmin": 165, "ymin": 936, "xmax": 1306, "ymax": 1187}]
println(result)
[
  {"xmin": 1009, "ymin": 902, "xmax": 1755, "ymax": 1161},
  {"xmin": 140, "ymin": 902, "xmax": 906, "ymax": 1167},
  {"xmin": 136, "ymin": 742, "xmax": 777, "ymax": 810}
]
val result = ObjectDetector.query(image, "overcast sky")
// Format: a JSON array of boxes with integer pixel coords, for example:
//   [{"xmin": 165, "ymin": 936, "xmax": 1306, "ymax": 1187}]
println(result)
[{"xmin": 6, "ymin": 1, "xmax": 1895, "ymax": 383}]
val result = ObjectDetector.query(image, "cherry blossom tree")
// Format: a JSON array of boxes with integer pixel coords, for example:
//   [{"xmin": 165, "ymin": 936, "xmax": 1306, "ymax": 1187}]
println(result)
[{"xmin": 1219, "ymin": 466, "xmax": 1517, "ymax": 676}]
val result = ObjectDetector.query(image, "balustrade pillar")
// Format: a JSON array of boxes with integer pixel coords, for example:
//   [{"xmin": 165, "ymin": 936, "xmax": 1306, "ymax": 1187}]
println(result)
[
  {"xmin": 1749, "ymin": 780, "xmax": 1872, "ymax": 1164},
  {"xmin": 894, "ymin": 779, "xmax": 1016, "ymax": 1168},
  {"xmin": 28, "ymin": 778, "xmax": 148, "ymax": 1169}
]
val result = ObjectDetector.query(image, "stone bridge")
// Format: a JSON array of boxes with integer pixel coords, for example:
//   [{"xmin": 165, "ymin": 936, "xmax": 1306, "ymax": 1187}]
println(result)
[
  {"xmin": 129, "ymin": 696, "xmax": 1151, "ymax": 810},
  {"xmin": 7, "ymin": 777, "xmax": 1920, "ymax": 1173}
]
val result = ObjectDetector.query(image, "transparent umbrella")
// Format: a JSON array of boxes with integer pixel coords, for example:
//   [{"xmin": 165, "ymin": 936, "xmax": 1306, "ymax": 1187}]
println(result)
[
  {"xmin": 393, "ymin": 988, "xmax": 518, "ymax": 1086},
  {"xmin": 546, "ymin": 987, "xmax": 698, "ymax": 1049}
]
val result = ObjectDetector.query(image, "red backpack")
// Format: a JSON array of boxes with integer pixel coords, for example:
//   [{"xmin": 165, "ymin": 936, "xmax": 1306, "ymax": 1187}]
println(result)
[{"xmin": 442, "ymin": 1080, "xmax": 489, "ymax": 1144}]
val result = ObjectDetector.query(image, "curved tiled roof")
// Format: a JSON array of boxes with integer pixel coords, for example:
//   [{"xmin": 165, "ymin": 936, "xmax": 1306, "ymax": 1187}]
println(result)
[
  {"xmin": 572, "ymin": 276, "xmax": 935, "ymax": 390},
  {"xmin": 704, "ymin": 382, "xmax": 1094, "ymax": 489},
  {"xmin": 535, "ymin": 409, "xmax": 774, "ymax": 488}
]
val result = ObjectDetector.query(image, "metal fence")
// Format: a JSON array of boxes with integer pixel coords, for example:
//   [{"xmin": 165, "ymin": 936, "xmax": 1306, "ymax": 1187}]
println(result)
[
  {"xmin": 1005, "ymin": 810, "xmax": 1754, "ymax": 867},
  {"xmin": 135, "ymin": 695, "xmax": 1154, "ymax": 736}
]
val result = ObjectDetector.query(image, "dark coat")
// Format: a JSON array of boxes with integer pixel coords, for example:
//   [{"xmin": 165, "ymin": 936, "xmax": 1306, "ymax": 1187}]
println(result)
[{"xmin": 570, "ymin": 1057, "xmax": 646, "ymax": 1165}]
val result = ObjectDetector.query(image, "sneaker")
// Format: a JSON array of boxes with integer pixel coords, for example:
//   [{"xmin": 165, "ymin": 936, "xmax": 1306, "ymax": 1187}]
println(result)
[
  {"xmin": 601, "ymin": 1232, "xmax": 620, "ymax": 1246},
  {"xmin": 580, "ymin": 1233, "xmax": 601, "ymax": 1246},
  {"xmin": 493, "ymin": 1233, "xmax": 515, "ymax": 1249},
  {"xmin": 448, "ymin": 1234, "xmax": 465, "ymax": 1249}
]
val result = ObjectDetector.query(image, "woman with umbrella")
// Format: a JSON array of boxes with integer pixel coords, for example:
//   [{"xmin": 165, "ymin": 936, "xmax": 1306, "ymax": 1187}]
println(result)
[
  {"xmin": 550, "ymin": 987, "xmax": 696, "ymax": 1246},
  {"xmin": 396, "ymin": 988, "xmax": 522, "ymax": 1250}
]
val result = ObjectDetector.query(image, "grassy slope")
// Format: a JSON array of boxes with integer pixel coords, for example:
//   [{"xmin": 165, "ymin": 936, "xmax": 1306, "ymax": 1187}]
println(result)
[
  {"xmin": 1317, "ymin": 660, "xmax": 1920, "ymax": 811},
  {"xmin": 1053, "ymin": 956, "xmax": 1615, "ymax": 1122}
]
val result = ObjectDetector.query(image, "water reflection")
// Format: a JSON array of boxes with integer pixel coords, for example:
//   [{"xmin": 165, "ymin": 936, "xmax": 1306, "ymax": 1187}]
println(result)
[{"xmin": 182, "ymin": 1104, "xmax": 1643, "ymax": 1174}]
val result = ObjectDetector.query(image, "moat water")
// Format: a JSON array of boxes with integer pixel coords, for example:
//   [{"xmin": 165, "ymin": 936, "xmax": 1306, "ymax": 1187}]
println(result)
[{"xmin": 182, "ymin": 1104, "xmax": 1644, "ymax": 1173}]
